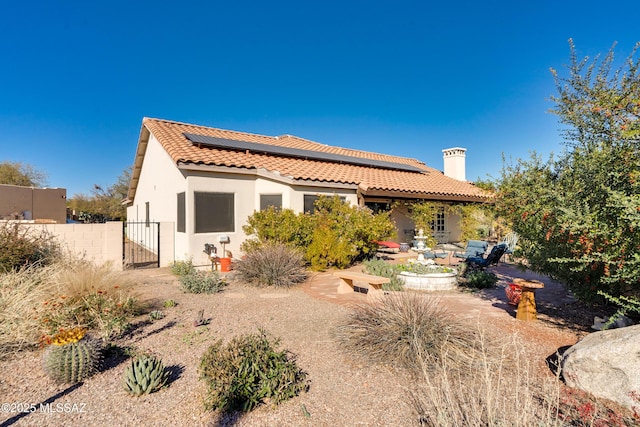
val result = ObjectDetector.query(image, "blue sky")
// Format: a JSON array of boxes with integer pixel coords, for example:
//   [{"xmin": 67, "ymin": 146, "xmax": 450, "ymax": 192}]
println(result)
[{"xmin": 1, "ymin": 1, "xmax": 639, "ymax": 197}]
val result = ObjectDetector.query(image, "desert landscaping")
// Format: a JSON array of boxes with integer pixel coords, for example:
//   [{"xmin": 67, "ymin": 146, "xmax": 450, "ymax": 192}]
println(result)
[{"xmin": 2, "ymin": 243, "xmax": 638, "ymax": 427}]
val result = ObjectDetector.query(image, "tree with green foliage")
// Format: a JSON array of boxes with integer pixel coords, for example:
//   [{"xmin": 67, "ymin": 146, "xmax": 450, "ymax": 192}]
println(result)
[
  {"xmin": 0, "ymin": 161, "xmax": 47, "ymax": 187},
  {"xmin": 495, "ymin": 40, "xmax": 640, "ymax": 302},
  {"xmin": 67, "ymin": 167, "xmax": 131, "ymax": 222}
]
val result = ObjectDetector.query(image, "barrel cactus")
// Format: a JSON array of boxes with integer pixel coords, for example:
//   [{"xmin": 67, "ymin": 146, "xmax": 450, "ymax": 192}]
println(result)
[
  {"xmin": 42, "ymin": 328, "xmax": 102, "ymax": 383},
  {"xmin": 124, "ymin": 354, "xmax": 169, "ymax": 396}
]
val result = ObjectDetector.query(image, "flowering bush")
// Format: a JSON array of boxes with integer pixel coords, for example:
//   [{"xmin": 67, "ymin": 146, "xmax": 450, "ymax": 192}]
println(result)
[{"xmin": 495, "ymin": 42, "xmax": 640, "ymax": 302}]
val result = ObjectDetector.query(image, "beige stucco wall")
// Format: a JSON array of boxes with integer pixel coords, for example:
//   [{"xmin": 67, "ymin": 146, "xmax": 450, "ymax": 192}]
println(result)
[
  {"xmin": 19, "ymin": 221, "xmax": 124, "ymax": 270},
  {"xmin": 0, "ymin": 185, "xmax": 66, "ymax": 223},
  {"xmin": 126, "ymin": 134, "xmax": 187, "ymax": 260}
]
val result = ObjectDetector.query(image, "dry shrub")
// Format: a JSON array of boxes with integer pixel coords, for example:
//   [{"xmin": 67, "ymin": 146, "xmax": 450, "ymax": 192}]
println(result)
[
  {"xmin": 0, "ymin": 222, "xmax": 61, "ymax": 272},
  {"xmin": 334, "ymin": 292, "xmax": 481, "ymax": 370},
  {"xmin": 334, "ymin": 292, "xmax": 578, "ymax": 425},
  {"xmin": 39, "ymin": 259, "xmax": 141, "ymax": 340},
  {"xmin": 0, "ymin": 264, "xmax": 54, "ymax": 355},
  {"xmin": 234, "ymin": 242, "xmax": 307, "ymax": 288},
  {"xmin": 410, "ymin": 328, "xmax": 640, "ymax": 426},
  {"xmin": 0, "ymin": 259, "xmax": 141, "ymax": 357},
  {"xmin": 410, "ymin": 331, "xmax": 563, "ymax": 426}
]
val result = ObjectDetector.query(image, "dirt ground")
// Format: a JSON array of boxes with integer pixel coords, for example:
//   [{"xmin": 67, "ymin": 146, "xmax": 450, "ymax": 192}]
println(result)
[{"xmin": 0, "ymin": 259, "xmax": 606, "ymax": 427}]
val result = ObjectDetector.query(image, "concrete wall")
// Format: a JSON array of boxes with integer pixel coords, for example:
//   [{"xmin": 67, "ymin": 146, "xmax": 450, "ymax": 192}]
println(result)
[
  {"xmin": 20, "ymin": 221, "xmax": 124, "ymax": 270},
  {"xmin": 0, "ymin": 185, "xmax": 67, "ymax": 223}
]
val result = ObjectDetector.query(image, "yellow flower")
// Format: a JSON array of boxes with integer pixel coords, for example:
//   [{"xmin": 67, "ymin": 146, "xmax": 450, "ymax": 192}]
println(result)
[{"xmin": 50, "ymin": 327, "xmax": 87, "ymax": 346}]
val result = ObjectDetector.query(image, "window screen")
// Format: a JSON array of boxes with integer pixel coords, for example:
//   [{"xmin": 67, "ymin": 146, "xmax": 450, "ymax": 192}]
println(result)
[
  {"xmin": 303, "ymin": 195, "xmax": 320, "ymax": 213},
  {"xmin": 177, "ymin": 192, "xmax": 185, "ymax": 233},
  {"xmin": 260, "ymin": 194, "xmax": 282, "ymax": 210},
  {"xmin": 194, "ymin": 192, "xmax": 234, "ymax": 233}
]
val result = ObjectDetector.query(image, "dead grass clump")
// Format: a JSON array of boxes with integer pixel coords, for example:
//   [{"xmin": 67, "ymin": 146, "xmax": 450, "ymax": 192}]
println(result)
[
  {"xmin": 334, "ymin": 292, "xmax": 481, "ymax": 370},
  {"xmin": 0, "ymin": 264, "xmax": 54, "ymax": 355},
  {"xmin": 233, "ymin": 242, "xmax": 307, "ymax": 288},
  {"xmin": 410, "ymin": 332, "xmax": 563, "ymax": 426}
]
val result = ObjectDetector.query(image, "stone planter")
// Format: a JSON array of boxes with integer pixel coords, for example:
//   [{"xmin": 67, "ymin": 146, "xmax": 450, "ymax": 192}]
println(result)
[{"xmin": 398, "ymin": 270, "xmax": 458, "ymax": 291}]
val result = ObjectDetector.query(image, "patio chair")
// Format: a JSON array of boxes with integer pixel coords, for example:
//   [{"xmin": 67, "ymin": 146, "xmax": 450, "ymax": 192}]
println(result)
[
  {"xmin": 453, "ymin": 240, "xmax": 488, "ymax": 260},
  {"xmin": 500, "ymin": 232, "xmax": 519, "ymax": 262},
  {"xmin": 465, "ymin": 243, "xmax": 508, "ymax": 271}
]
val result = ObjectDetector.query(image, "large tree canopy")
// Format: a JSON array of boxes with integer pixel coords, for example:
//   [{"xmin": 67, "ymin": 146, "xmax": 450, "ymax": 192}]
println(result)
[
  {"xmin": 0, "ymin": 161, "xmax": 47, "ymax": 187},
  {"xmin": 495, "ymin": 40, "xmax": 640, "ymax": 302}
]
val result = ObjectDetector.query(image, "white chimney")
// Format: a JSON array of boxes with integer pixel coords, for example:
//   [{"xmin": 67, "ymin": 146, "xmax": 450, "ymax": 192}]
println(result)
[{"xmin": 442, "ymin": 147, "xmax": 466, "ymax": 181}]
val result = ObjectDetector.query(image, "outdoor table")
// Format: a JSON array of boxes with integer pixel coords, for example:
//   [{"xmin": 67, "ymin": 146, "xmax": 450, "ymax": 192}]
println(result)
[{"xmin": 513, "ymin": 278, "xmax": 544, "ymax": 321}]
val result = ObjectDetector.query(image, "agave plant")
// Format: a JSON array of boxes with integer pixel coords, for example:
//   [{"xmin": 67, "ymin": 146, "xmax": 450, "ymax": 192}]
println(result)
[{"xmin": 123, "ymin": 354, "xmax": 169, "ymax": 396}]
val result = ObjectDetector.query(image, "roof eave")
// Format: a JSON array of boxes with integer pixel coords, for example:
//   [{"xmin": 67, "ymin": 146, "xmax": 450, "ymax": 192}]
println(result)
[
  {"xmin": 359, "ymin": 187, "xmax": 493, "ymax": 203},
  {"xmin": 125, "ymin": 122, "xmax": 151, "ymax": 206}
]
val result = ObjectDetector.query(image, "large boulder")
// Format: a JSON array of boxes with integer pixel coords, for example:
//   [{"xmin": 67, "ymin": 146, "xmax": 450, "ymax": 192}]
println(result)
[{"xmin": 561, "ymin": 324, "xmax": 640, "ymax": 410}]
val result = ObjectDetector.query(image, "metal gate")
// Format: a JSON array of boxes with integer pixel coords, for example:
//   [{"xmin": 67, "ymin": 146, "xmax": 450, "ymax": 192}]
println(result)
[{"xmin": 123, "ymin": 221, "xmax": 160, "ymax": 269}]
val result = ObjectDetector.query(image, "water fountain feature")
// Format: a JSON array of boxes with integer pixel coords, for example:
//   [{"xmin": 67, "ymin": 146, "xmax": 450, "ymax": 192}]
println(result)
[
  {"xmin": 398, "ymin": 229, "xmax": 458, "ymax": 291},
  {"xmin": 411, "ymin": 229, "xmax": 432, "ymax": 264}
]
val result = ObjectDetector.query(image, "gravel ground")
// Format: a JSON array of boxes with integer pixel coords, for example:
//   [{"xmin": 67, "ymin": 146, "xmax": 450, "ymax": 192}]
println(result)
[
  {"xmin": 1, "ymin": 262, "xmax": 603, "ymax": 427},
  {"xmin": 0, "ymin": 268, "xmax": 417, "ymax": 427}
]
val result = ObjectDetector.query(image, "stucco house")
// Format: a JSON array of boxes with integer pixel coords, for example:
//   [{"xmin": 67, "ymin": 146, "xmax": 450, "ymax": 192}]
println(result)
[{"xmin": 125, "ymin": 118, "xmax": 491, "ymax": 265}]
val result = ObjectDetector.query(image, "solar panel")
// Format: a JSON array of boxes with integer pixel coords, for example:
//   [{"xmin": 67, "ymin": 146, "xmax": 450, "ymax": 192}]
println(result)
[{"xmin": 183, "ymin": 133, "xmax": 425, "ymax": 173}]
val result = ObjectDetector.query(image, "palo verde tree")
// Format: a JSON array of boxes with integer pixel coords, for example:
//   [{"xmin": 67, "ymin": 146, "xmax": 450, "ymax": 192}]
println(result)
[{"xmin": 495, "ymin": 40, "xmax": 640, "ymax": 302}]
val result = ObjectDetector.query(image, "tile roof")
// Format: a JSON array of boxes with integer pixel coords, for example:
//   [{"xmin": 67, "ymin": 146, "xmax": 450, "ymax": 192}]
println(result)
[{"xmin": 137, "ymin": 118, "xmax": 491, "ymax": 202}]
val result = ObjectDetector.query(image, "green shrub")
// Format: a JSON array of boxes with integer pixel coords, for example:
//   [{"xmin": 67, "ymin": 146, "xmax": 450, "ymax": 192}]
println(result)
[
  {"xmin": 241, "ymin": 207, "xmax": 314, "ymax": 252},
  {"xmin": 163, "ymin": 299, "xmax": 177, "ymax": 308},
  {"xmin": 0, "ymin": 222, "xmax": 61, "ymax": 272},
  {"xmin": 362, "ymin": 259, "xmax": 404, "ymax": 291},
  {"xmin": 148, "ymin": 310, "xmax": 165, "ymax": 321},
  {"xmin": 395, "ymin": 262, "xmax": 455, "ymax": 275},
  {"xmin": 335, "ymin": 293, "xmax": 481, "ymax": 371},
  {"xmin": 243, "ymin": 196, "xmax": 396, "ymax": 271},
  {"xmin": 233, "ymin": 242, "xmax": 307, "ymax": 288},
  {"xmin": 462, "ymin": 271, "xmax": 499, "ymax": 289},
  {"xmin": 170, "ymin": 259, "xmax": 196, "ymax": 277},
  {"xmin": 123, "ymin": 354, "xmax": 169, "ymax": 396},
  {"xmin": 199, "ymin": 330, "xmax": 308, "ymax": 412},
  {"xmin": 179, "ymin": 270, "xmax": 226, "ymax": 294},
  {"xmin": 305, "ymin": 196, "xmax": 396, "ymax": 270},
  {"xmin": 597, "ymin": 291, "xmax": 640, "ymax": 329}
]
